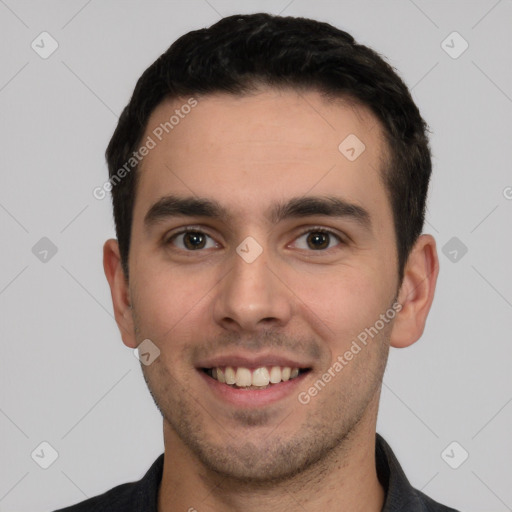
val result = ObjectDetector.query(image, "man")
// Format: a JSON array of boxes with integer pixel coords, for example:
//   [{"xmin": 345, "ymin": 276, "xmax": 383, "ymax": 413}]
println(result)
[{"xmin": 55, "ymin": 13, "xmax": 460, "ymax": 512}]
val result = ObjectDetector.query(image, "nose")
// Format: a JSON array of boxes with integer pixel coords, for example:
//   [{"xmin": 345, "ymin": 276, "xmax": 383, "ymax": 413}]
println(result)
[{"xmin": 212, "ymin": 244, "xmax": 293, "ymax": 333}]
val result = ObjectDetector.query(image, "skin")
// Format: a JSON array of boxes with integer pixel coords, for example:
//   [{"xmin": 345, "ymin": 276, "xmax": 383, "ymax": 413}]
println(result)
[{"xmin": 104, "ymin": 88, "xmax": 439, "ymax": 512}]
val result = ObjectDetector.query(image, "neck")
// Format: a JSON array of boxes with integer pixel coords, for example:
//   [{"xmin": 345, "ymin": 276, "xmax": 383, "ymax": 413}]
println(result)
[{"xmin": 157, "ymin": 406, "xmax": 385, "ymax": 512}]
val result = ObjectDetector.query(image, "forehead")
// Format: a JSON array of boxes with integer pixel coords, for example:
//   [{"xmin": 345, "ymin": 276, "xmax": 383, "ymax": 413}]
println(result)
[{"xmin": 134, "ymin": 88, "xmax": 391, "ymax": 230}]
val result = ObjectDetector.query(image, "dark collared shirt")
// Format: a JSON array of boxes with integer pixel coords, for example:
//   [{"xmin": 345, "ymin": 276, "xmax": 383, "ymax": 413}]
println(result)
[{"xmin": 53, "ymin": 434, "xmax": 461, "ymax": 511}]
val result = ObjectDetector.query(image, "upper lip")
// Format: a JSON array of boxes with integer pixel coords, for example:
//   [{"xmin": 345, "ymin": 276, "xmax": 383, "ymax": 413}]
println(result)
[{"xmin": 196, "ymin": 352, "xmax": 313, "ymax": 370}]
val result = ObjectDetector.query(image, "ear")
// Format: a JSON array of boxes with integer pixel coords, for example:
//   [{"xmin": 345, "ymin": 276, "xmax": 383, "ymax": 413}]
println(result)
[
  {"xmin": 103, "ymin": 239, "xmax": 137, "ymax": 349},
  {"xmin": 390, "ymin": 234, "xmax": 439, "ymax": 348}
]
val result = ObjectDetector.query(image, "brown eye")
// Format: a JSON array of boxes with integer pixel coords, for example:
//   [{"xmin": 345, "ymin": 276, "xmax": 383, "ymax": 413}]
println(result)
[
  {"xmin": 293, "ymin": 229, "xmax": 342, "ymax": 251},
  {"xmin": 167, "ymin": 230, "xmax": 217, "ymax": 251},
  {"xmin": 183, "ymin": 232, "xmax": 207, "ymax": 250},
  {"xmin": 306, "ymin": 232, "xmax": 330, "ymax": 250}
]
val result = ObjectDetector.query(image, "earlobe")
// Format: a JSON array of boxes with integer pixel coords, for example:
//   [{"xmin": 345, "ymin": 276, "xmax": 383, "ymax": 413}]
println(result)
[
  {"xmin": 103, "ymin": 239, "xmax": 137, "ymax": 349},
  {"xmin": 390, "ymin": 234, "xmax": 439, "ymax": 349}
]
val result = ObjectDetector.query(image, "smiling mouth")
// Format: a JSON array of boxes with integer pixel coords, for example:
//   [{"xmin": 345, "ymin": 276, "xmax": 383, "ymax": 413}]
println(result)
[{"xmin": 201, "ymin": 366, "xmax": 311, "ymax": 390}]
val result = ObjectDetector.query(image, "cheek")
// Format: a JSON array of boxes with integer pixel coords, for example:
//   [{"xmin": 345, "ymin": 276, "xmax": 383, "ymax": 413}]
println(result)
[
  {"xmin": 131, "ymin": 264, "xmax": 213, "ymax": 346},
  {"xmin": 294, "ymin": 264, "xmax": 393, "ymax": 353}
]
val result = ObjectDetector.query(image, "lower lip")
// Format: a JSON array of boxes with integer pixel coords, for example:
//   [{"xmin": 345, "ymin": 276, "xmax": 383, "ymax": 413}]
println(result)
[{"xmin": 198, "ymin": 370, "xmax": 309, "ymax": 408}]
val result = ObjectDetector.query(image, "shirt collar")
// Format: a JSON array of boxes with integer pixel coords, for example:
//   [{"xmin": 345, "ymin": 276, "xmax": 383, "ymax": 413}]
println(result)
[{"xmin": 376, "ymin": 433, "xmax": 445, "ymax": 511}]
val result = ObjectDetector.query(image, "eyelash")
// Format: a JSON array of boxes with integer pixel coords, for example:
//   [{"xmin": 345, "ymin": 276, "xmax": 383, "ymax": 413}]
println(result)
[{"xmin": 164, "ymin": 226, "xmax": 345, "ymax": 252}]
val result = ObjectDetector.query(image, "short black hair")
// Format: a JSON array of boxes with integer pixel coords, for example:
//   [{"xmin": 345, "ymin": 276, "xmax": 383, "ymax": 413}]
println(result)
[{"xmin": 106, "ymin": 13, "xmax": 432, "ymax": 284}]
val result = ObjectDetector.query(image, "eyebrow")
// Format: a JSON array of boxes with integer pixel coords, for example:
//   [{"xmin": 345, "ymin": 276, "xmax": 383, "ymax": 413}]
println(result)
[{"xmin": 144, "ymin": 194, "xmax": 372, "ymax": 231}]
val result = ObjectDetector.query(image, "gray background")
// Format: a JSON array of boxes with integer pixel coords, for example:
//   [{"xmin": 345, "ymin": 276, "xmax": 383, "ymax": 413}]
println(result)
[{"xmin": 0, "ymin": 1, "xmax": 511, "ymax": 510}]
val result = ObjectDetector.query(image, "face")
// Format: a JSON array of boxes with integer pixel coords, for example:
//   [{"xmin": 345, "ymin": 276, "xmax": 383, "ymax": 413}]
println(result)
[{"xmin": 125, "ymin": 88, "xmax": 401, "ymax": 482}]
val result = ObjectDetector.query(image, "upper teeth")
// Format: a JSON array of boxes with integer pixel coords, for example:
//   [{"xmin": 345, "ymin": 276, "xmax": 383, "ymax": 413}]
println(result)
[{"xmin": 210, "ymin": 366, "xmax": 301, "ymax": 387}]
